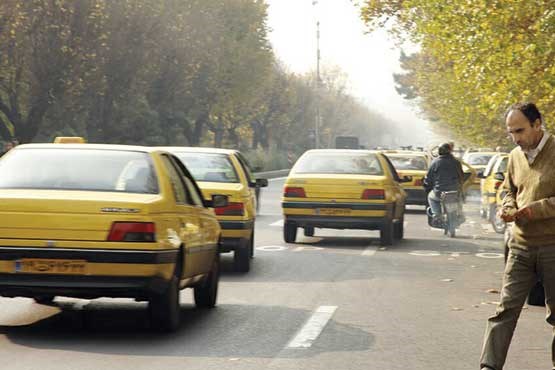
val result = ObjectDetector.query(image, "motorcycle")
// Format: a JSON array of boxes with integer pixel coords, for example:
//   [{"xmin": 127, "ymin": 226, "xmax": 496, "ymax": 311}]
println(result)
[{"xmin": 426, "ymin": 190, "xmax": 464, "ymax": 237}]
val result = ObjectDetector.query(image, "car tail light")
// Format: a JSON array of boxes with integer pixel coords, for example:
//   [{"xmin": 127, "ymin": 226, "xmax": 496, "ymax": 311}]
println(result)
[
  {"xmin": 215, "ymin": 202, "xmax": 244, "ymax": 216},
  {"xmin": 414, "ymin": 178, "xmax": 423, "ymax": 186},
  {"xmin": 362, "ymin": 189, "xmax": 385, "ymax": 199},
  {"xmin": 107, "ymin": 222, "xmax": 156, "ymax": 242},
  {"xmin": 494, "ymin": 181, "xmax": 503, "ymax": 190},
  {"xmin": 284, "ymin": 187, "xmax": 306, "ymax": 198}
]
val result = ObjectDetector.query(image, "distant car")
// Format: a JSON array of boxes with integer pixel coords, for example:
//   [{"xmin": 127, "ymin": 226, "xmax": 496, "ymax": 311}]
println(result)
[
  {"xmin": 160, "ymin": 147, "xmax": 267, "ymax": 272},
  {"xmin": 0, "ymin": 143, "xmax": 226, "ymax": 331},
  {"xmin": 479, "ymin": 153, "xmax": 508, "ymax": 222},
  {"xmin": 384, "ymin": 151, "xmax": 430, "ymax": 206},
  {"xmin": 282, "ymin": 149, "xmax": 409, "ymax": 246},
  {"xmin": 462, "ymin": 151, "xmax": 497, "ymax": 191}
]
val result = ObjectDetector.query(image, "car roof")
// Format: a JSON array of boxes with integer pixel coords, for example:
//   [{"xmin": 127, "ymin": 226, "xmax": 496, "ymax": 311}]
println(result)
[
  {"xmin": 155, "ymin": 146, "xmax": 237, "ymax": 155},
  {"xmin": 303, "ymin": 149, "xmax": 381, "ymax": 155},
  {"xmin": 14, "ymin": 143, "xmax": 164, "ymax": 153}
]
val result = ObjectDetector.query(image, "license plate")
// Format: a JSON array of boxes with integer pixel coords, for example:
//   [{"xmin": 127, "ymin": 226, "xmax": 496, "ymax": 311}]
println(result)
[
  {"xmin": 316, "ymin": 208, "xmax": 351, "ymax": 216},
  {"xmin": 14, "ymin": 259, "xmax": 87, "ymax": 275}
]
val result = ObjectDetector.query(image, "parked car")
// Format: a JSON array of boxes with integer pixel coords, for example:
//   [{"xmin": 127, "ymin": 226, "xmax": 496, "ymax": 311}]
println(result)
[
  {"xmin": 159, "ymin": 147, "xmax": 267, "ymax": 272},
  {"xmin": 282, "ymin": 149, "xmax": 408, "ymax": 246},
  {"xmin": 0, "ymin": 142, "xmax": 226, "ymax": 331}
]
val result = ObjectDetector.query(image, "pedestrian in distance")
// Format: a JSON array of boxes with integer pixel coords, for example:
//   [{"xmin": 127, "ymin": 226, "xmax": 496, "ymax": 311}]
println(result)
[{"xmin": 480, "ymin": 102, "xmax": 555, "ymax": 370}]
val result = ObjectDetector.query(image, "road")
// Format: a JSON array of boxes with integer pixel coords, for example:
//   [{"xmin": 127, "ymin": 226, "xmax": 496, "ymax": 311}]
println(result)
[{"xmin": 0, "ymin": 178, "xmax": 552, "ymax": 370}]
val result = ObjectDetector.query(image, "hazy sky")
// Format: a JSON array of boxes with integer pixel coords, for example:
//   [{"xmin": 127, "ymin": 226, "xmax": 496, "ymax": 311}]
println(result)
[{"xmin": 265, "ymin": 0, "xmax": 445, "ymax": 146}]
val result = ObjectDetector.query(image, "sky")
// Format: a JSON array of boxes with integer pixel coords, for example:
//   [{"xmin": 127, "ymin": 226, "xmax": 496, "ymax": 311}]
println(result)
[{"xmin": 265, "ymin": 0, "xmax": 446, "ymax": 146}]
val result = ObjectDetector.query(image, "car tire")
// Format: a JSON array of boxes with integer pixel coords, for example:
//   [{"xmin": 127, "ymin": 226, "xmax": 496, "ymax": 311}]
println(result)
[
  {"xmin": 148, "ymin": 274, "xmax": 180, "ymax": 332},
  {"xmin": 304, "ymin": 226, "xmax": 315, "ymax": 237},
  {"xmin": 393, "ymin": 217, "xmax": 404, "ymax": 240},
  {"xmin": 234, "ymin": 240, "xmax": 250, "ymax": 273},
  {"xmin": 284, "ymin": 221, "xmax": 297, "ymax": 243},
  {"xmin": 194, "ymin": 253, "xmax": 220, "ymax": 308},
  {"xmin": 380, "ymin": 221, "xmax": 394, "ymax": 246},
  {"xmin": 33, "ymin": 295, "xmax": 55, "ymax": 305},
  {"xmin": 249, "ymin": 229, "xmax": 255, "ymax": 259}
]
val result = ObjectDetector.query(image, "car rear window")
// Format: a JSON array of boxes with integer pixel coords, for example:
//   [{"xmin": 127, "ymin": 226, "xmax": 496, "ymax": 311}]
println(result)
[
  {"xmin": 0, "ymin": 148, "xmax": 159, "ymax": 193},
  {"xmin": 464, "ymin": 153, "xmax": 494, "ymax": 166},
  {"xmin": 387, "ymin": 155, "xmax": 428, "ymax": 171},
  {"xmin": 293, "ymin": 152, "xmax": 383, "ymax": 175},
  {"xmin": 175, "ymin": 153, "xmax": 239, "ymax": 183}
]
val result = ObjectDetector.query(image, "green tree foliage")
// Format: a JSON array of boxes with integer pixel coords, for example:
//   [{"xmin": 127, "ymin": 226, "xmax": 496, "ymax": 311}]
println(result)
[
  {"xmin": 359, "ymin": 0, "xmax": 555, "ymax": 146},
  {"xmin": 0, "ymin": 0, "xmax": 394, "ymax": 162}
]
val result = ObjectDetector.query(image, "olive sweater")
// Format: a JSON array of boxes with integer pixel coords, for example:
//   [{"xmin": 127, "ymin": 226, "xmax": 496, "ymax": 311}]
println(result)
[{"xmin": 503, "ymin": 134, "xmax": 555, "ymax": 247}]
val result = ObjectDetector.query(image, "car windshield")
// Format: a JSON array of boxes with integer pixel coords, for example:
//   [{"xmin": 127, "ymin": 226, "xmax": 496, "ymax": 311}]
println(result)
[
  {"xmin": 0, "ymin": 148, "xmax": 159, "ymax": 193},
  {"xmin": 387, "ymin": 155, "xmax": 428, "ymax": 171},
  {"xmin": 293, "ymin": 152, "xmax": 383, "ymax": 175},
  {"xmin": 465, "ymin": 153, "xmax": 494, "ymax": 166},
  {"xmin": 175, "ymin": 152, "xmax": 239, "ymax": 183}
]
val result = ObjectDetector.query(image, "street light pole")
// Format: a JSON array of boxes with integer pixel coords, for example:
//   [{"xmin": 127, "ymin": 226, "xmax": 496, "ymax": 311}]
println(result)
[{"xmin": 314, "ymin": 5, "xmax": 321, "ymax": 149}]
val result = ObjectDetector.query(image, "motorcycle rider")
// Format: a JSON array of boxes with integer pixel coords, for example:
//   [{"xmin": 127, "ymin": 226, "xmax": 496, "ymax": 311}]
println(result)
[{"xmin": 424, "ymin": 142, "xmax": 465, "ymax": 225}]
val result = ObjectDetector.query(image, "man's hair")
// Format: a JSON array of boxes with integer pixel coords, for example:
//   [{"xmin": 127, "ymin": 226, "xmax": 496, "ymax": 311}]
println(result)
[
  {"xmin": 506, "ymin": 102, "xmax": 542, "ymax": 126},
  {"xmin": 438, "ymin": 143, "xmax": 452, "ymax": 156}
]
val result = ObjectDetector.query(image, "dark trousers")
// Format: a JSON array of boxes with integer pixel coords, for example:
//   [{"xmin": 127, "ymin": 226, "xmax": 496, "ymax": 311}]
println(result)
[{"xmin": 480, "ymin": 242, "xmax": 555, "ymax": 370}]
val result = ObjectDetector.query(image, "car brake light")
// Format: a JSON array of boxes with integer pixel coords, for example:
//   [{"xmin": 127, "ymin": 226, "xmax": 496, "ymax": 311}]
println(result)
[
  {"xmin": 362, "ymin": 189, "xmax": 385, "ymax": 199},
  {"xmin": 284, "ymin": 187, "xmax": 306, "ymax": 198},
  {"xmin": 107, "ymin": 222, "xmax": 156, "ymax": 242},
  {"xmin": 215, "ymin": 202, "xmax": 244, "ymax": 216},
  {"xmin": 494, "ymin": 181, "xmax": 503, "ymax": 190},
  {"xmin": 414, "ymin": 178, "xmax": 423, "ymax": 186}
]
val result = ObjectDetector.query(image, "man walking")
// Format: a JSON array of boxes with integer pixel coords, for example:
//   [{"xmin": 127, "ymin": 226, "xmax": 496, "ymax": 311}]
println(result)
[{"xmin": 480, "ymin": 102, "xmax": 555, "ymax": 370}]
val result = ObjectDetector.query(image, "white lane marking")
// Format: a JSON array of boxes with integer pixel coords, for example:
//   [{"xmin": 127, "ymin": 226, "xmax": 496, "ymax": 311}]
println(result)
[
  {"xmin": 256, "ymin": 245, "xmax": 288, "ymax": 252},
  {"xmin": 429, "ymin": 228, "xmax": 443, "ymax": 232},
  {"xmin": 293, "ymin": 246, "xmax": 324, "ymax": 252},
  {"xmin": 409, "ymin": 250, "xmax": 441, "ymax": 257},
  {"xmin": 287, "ymin": 306, "xmax": 338, "ymax": 349},
  {"xmin": 404, "ymin": 221, "xmax": 408, "ymax": 227},
  {"xmin": 270, "ymin": 219, "xmax": 284, "ymax": 227},
  {"xmin": 361, "ymin": 246, "xmax": 377, "ymax": 256},
  {"xmin": 476, "ymin": 252, "xmax": 504, "ymax": 259},
  {"xmin": 268, "ymin": 176, "xmax": 288, "ymax": 182}
]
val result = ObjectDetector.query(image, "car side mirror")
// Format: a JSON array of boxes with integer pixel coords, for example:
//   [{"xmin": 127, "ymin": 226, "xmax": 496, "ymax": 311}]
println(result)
[
  {"xmin": 204, "ymin": 194, "xmax": 229, "ymax": 208},
  {"xmin": 400, "ymin": 175, "xmax": 412, "ymax": 183},
  {"xmin": 256, "ymin": 178, "xmax": 268, "ymax": 188},
  {"xmin": 494, "ymin": 172, "xmax": 505, "ymax": 181}
]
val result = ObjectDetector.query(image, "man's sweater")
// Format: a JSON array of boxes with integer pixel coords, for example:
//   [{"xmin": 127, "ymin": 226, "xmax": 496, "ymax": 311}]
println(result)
[{"xmin": 503, "ymin": 134, "xmax": 555, "ymax": 247}]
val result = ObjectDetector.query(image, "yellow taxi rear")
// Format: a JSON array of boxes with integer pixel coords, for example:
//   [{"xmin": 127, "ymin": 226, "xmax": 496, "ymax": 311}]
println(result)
[
  {"xmin": 385, "ymin": 153, "xmax": 429, "ymax": 206},
  {"xmin": 0, "ymin": 144, "xmax": 222, "ymax": 331},
  {"xmin": 462, "ymin": 151, "xmax": 497, "ymax": 191},
  {"xmin": 282, "ymin": 150, "xmax": 407, "ymax": 246},
  {"xmin": 479, "ymin": 153, "xmax": 508, "ymax": 220},
  {"xmin": 161, "ymin": 147, "xmax": 267, "ymax": 273}
]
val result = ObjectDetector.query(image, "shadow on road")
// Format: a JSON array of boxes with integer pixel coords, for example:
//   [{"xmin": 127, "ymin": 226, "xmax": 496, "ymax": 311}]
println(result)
[{"xmin": 0, "ymin": 302, "xmax": 373, "ymax": 358}]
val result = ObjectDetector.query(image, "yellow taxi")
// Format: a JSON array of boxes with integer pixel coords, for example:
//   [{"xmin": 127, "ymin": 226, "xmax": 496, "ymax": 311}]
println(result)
[
  {"xmin": 383, "ymin": 151, "xmax": 430, "ymax": 206},
  {"xmin": 479, "ymin": 153, "xmax": 508, "ymax": 220},
  {"xmin": 462, "ymin": 151, "xmax": 497, "ymax": 191},
  {"xmin": 282, "ymin": 149, "xmax": 408, "ymax": 246},
  {"xmin": 0, "ymin": 143, "xmax": 225, "ymax": 331},
  {"xmin": 159, "ymin": 147, "xmax": 268, "ymax": 273}
]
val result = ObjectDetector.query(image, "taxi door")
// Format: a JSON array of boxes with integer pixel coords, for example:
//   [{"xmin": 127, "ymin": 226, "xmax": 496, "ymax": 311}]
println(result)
[{"xmin": 160, "ymin": 155, "xmax": 203, "ymax": 277}]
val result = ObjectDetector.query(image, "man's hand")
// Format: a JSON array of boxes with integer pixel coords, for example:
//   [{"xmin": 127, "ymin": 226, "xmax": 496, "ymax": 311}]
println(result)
[
  {"xmin": 515, "ymin": 206, "xmax": 533, "ymax": 222},
  {"xmin": 499, "ymin": 208, "xmax": 517, "ymax": 222}
]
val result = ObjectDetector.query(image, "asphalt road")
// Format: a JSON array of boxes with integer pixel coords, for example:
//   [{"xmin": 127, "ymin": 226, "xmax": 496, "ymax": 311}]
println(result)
[{"xmin": 0, "ymin": 179, "xmax": 552, "ymax": 370}]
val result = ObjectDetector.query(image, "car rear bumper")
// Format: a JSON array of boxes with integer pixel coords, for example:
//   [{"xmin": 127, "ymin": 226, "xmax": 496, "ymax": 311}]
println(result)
[
  {"xmin": 0, "ymin": 246, "xmax": 178, "ymax": 299},
  {"xmin": 284, "ymin": 215, "xmax": 393, "ymax": 230},
  {"xmin": 404, "ymin": 189, "xmax": 427, "ymax": 205},
  {"xmin": 219, "ymin": 220, "xmax": 254, "ymax": 253}
]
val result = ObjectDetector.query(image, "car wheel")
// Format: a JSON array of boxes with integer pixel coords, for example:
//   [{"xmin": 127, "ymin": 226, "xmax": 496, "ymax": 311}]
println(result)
[
  {"xmin": 234, "ymin": 240, "xmax": 251, "ymax": 273},
  {"xmin": 304, "ymin": 226, "xmax": 315, "ymax": 237},
  {"xmin": 148, "ymin": 274, "xmax": 180, "ymax": 332},
  {"xmin": 284, "ymin": 221, "xmax": 297, "ymax": 243},
  {"xmin": 249, "ymin": 229, "xmax": 255, "ymax": 259},
  {"xmin": 393, "ymin": 217, "xmax": 404, "ymax": 240},
  {"xmin": 33, "ymin": 295, "xmax": 55, "ymax": 305},
  {"xmin": 380, "ymin": 220, "xmax": 394, "ymax": 246},
  {"xmin": 194, "ymin": 253, "xmax": 220, "ymax": 308}
]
